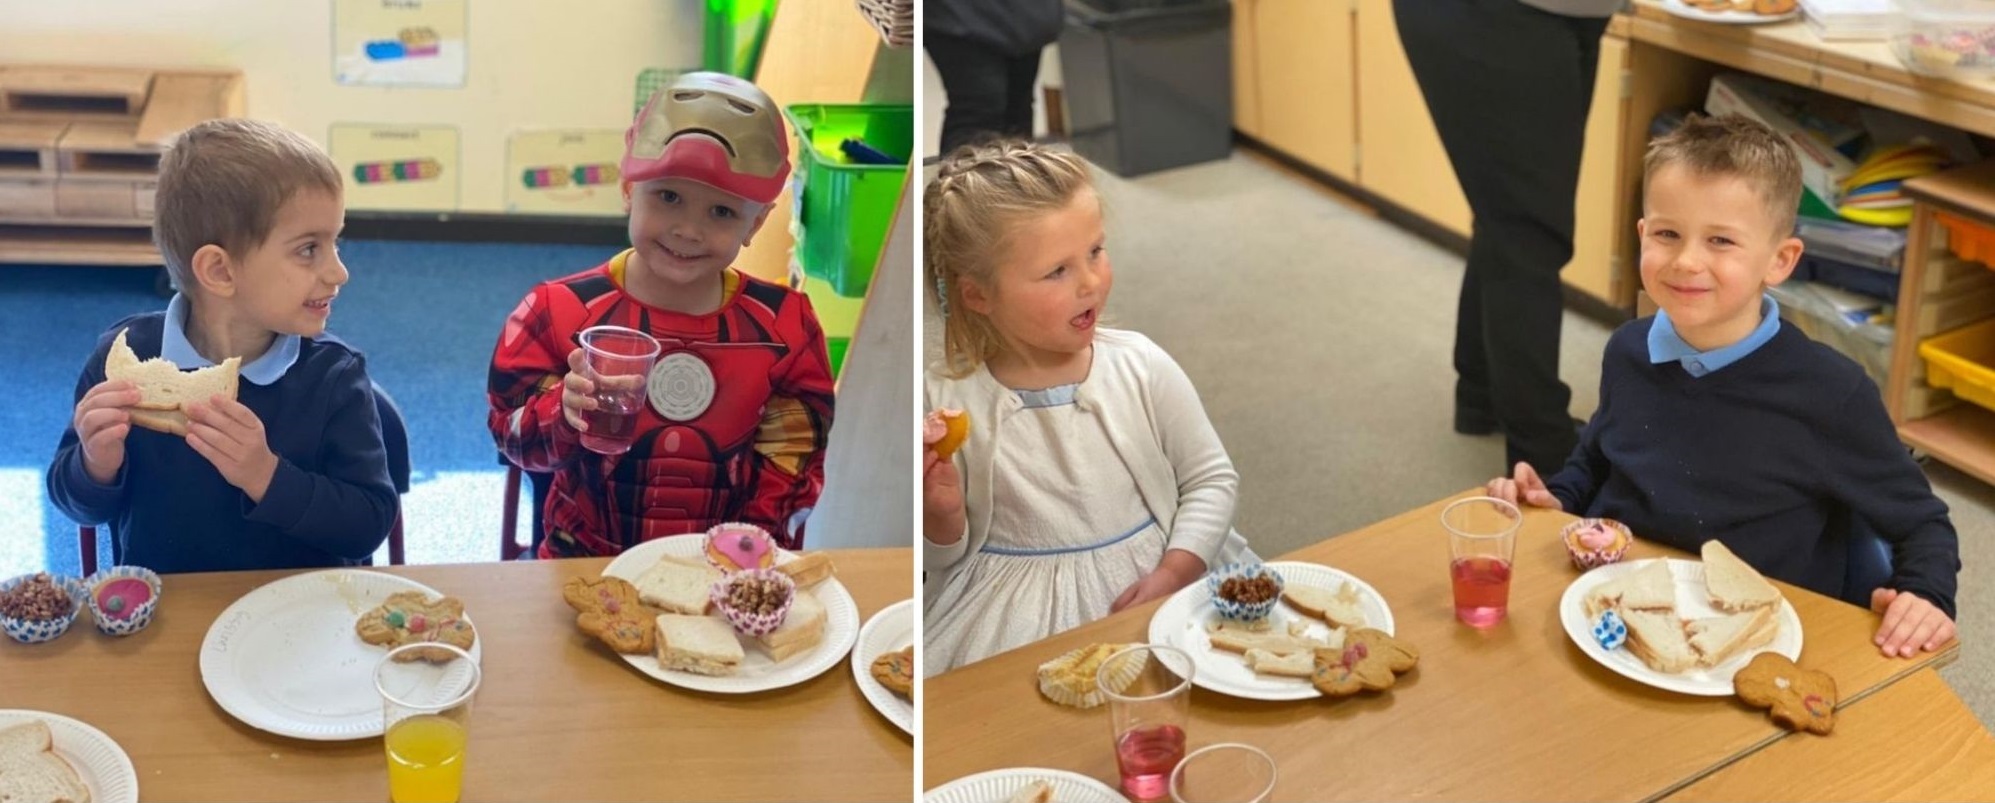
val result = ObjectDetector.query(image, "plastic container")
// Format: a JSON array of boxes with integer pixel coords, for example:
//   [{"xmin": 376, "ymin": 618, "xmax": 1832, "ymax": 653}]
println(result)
[
  {"xmin": 783, "ymin": 103, "xmax": 912, "ymax": 298},
  {"xmin": 1935, "ymin": 209, "xmax": 1995, "ymax": 269},
  {"xmin": 1059, "ymin": 0, "xmax": 1233, "ymax": 177},
  {"xmin": 795, "ymin": 268, "xmax": 865, "ymax": 379},
  {"xmin": 703, "ymin": 0, "xmax": 780, "ymax": 78},
  {"xmin": 1888, "ymin": 0, "xmax": 1995, "ymax": 79},
  {"xmin": 1919, "ymin": 316, "xmax": 1995, "ymax": 413}
]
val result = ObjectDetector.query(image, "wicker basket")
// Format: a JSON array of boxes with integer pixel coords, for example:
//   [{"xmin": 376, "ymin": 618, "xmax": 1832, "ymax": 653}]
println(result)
[{"xmin": 854, "ymin": 0, "xmax": 913, "ymax": 48}]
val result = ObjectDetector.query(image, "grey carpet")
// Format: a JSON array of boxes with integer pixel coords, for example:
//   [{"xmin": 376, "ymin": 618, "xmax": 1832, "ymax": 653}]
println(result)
[{"xmin": 923, "ymin": 149, "xmax": 1994, "ymax": 729}]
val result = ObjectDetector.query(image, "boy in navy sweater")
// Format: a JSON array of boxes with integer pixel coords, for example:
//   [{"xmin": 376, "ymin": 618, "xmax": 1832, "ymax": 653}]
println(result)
[
  {"xmin": 1488, "ymin": 114, "xmax": 1960, "ymax": 658},
  {"xmin": 47, "ymin": 119, "xmax": 395, "ymax": 573}
]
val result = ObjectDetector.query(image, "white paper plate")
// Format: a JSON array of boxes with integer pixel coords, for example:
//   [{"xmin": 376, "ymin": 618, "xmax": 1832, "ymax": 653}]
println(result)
[
  {"xmin": 1148, "ymin": 561, "xmax": 1395, "ymax": 701},
  {"xmin": 925, "ymin": 767, "xmax": 1124, "ymax": 803},
  {"xmin": 0, "ymin": 710, "xmax": 137, "ymax": 803},
  {"xmin": 1560, "ymin": 558, "xmax": 1803, "ymax": 696},
  {"xmin": 1658, "ymin": 0, "xmax": 1800, "ymax": 24},
  {"xmin": 198, "ymin": 570, "xmax": 484, "ymax": 741},
  {"xmin": 601, "ymin": 535, "xmax": 859, "ymax": 694},
  {"xmin": 851, "ymin": 598, "xmax": 913, "ymax": 734}
]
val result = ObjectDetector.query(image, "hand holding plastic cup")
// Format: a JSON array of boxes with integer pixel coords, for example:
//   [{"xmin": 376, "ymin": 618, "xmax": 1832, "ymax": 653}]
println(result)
[
  {"xmin": 1099, "ymin": 644, "xmax": 1195, "ymax": 803},
  {"xmin": 377, "ymin": 643, "xmax": 481, "ymax": 803},
  {"xmin": 1444, "ymin": 495, "xmax": 1522, "ymax": 628},
  {"xmin": 575, "ymin": 325, "xmax": 660, "ymax": 455}
]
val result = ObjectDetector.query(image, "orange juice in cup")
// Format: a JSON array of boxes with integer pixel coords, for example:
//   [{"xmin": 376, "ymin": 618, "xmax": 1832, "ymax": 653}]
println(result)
[
  {"xmin": 386, "ymin": 714, "xmax": 468, "ymax": 802},
  {"xmin": 376, "ymin": 643, "xmax": 481, "ymax": 803}
]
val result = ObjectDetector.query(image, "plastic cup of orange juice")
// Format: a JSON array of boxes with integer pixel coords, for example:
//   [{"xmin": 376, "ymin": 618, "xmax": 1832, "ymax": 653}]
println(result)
[{"xmin": 376, "ymin": 643, "xmax": 481, "ymax": 803}]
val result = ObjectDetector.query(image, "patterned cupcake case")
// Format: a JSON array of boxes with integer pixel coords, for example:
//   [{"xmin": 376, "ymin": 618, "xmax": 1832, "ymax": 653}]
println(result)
[
  {"xmin": 83, "ymin": 566, "xmax": 162, "ymax": 637},
  {"xmin": 1206, "ymin": 563, "xmax": 1285, "ymax": 622},
  {"xmin": 0, "ymin": 574, "xmax": 88, "ymax": 645}
]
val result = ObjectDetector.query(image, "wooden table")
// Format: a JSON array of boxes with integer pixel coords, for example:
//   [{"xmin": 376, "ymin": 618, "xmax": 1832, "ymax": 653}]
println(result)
[
  {"xmin": 924, "ymin": 492, "xmax": 1957, "ymax": 801},
  {"xmin": 3, "ymin": 549, "xmax": 913, "ymax": 802},
  {"xmin": 1665, "ymin": 669, "xmax": 1995, "ymax": 802}
]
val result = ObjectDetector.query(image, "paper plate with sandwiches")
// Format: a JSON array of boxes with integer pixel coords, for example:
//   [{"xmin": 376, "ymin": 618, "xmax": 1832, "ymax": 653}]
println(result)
[
  {"xmin": 594, "ymin": 529, "xmax": 860, "ymax": 694},
  {"xmin": 199, "ymin": 570, "xmax": 484, "ymax": 740},
  {"xmin": 1148, "ymin": 561, "xmax": 1395, "ymax": 701},
  {"xmin": 0, "ymin": 710, "xmax": 138, "ymax": 803},
  {"xmin": 924, "ymin": 767, "xmax": 1124, "ymax": 803},
  {"xmin": 1657, "ymin": 0, "xmax": 1799, "ymax": 24},
  {"xmin": 1559, "ymin": 541, "xmax": 1803, "ymax": 696},
  {"xmin": 852, "ymin": 598, "xmax": 914, "ymax": 734}
]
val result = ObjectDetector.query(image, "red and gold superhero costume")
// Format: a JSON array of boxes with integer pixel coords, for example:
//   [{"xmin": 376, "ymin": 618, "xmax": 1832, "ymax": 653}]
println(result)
[{"xmin": 488, "ymin": 253, "xmax": 834, "ymax": 556}]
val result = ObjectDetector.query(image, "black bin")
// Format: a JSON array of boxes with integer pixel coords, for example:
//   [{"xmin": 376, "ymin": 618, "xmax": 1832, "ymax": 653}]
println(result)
[{"xmin": 1058, "ymin": 0, "xmax": 1232, "ymax": 177}]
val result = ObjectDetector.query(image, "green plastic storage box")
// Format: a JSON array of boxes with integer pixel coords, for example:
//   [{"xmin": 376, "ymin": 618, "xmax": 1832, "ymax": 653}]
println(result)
[{"xmin": 783, "ymin": 103, "xmax": 912, "ymax": 298}]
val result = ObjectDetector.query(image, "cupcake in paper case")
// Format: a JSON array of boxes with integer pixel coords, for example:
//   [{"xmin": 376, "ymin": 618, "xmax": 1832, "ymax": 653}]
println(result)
[
  {"xmin": 0, "ymin": 572, "xmax": 87, "ymax": 645},
  {"xmin": 705, "ymin": 522, "xmax": 777, "ymax": 572},
  {"xmin": 1037, "ymin": 642, "xmax": 1145, "ymax": 709},
  {"xmin": 1207, "ymin": 562, "xmax": 1285, "ymax": 623},
  {"xmin": 84, "ymin": 565, "xmax": 162, "ymax": 637},
  {"xmin": 710, "ymin": 568, "xmax": 795, "ymax": 637},
  {"xmin": 1562, "ymin": 518, "xmax": 1633, "ymax": 570}
]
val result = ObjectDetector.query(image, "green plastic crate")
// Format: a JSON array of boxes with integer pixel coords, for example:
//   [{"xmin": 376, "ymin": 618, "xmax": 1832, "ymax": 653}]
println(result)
[
  {"xmin": 828, "ymin": 336, "xmax": 850, "ymax": 380},
  {"xmin": 783, "ymin": 103, "xmax": 912, "ymax": 298},
  {"xmin": 704, "ymin": 0, "xmax": 779, "ymax": 78}
]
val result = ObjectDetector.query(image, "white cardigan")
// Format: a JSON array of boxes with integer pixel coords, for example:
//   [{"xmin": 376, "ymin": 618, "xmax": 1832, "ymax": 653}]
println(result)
[{"xmin": 923, "ymin": 328, "xmax": 1250, "ymax": 602}]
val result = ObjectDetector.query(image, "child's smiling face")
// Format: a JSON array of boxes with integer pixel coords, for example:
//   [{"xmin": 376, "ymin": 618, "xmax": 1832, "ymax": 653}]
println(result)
[{"xmin": 1637, "ymin": 164, "xmax": 1802, "ymax": 350}]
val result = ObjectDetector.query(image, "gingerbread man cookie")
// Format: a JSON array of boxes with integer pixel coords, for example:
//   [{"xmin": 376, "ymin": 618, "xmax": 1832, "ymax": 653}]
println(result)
[
  {"xmin": 871, "ymin": 645, "xmax": 914, "ymax": 698},
  {"xmin": 1311, "ymin": 627, "xmax": 1419, "ymax": 697},
  {"xmin": 356, "ymin": 591, "xmax": 477, "ymax": 663},
  {"xmin": 1734, "ymin": 652, "xmax": 1836, "ymax": 734},
  {"xmin": 563, "ymin": 576, "xmax": 656, "ymax": 655}
]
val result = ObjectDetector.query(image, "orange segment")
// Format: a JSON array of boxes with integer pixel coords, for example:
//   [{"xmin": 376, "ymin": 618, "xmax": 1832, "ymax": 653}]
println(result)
[{"xmin": 933, "ymin": 410, "xmax": 971, "ymax": 459}]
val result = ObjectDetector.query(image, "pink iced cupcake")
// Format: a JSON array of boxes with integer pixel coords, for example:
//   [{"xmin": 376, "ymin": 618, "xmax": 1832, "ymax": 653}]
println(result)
[
  {"xmin": 704, "ymin": 522, "xmax": 776, "ymax": 573},
  {"xmin": 1562, "ymin": 518, "xmax": 1632, "ymax": 570}
]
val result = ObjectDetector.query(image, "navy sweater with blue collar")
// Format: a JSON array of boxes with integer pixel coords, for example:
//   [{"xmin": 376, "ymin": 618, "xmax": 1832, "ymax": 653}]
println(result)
[
  {"xmin": 1548, "ymin": 318, "xmax": 1960, "ymax": 619},
  {"xmin": 46, "ymin": 313, "xmax": 396, "ymax": 573}
]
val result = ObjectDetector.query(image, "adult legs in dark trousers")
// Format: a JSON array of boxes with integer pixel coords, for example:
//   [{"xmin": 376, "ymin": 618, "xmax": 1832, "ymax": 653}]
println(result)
[
  {"xmin": 928, "ymin": 32, "xmax": 1043, "ymax": 156},
  {"xmin": 1394, "ymin": 0, "xmax": 1609, "ymax": 475}
]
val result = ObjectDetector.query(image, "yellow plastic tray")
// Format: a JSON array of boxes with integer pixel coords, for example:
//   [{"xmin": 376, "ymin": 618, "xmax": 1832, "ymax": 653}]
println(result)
[{"xmin": 1919, "ymin": 317, "xmax": 1995, "ymax": 413}]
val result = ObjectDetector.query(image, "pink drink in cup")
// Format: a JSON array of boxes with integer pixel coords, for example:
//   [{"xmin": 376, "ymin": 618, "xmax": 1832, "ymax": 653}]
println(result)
[
  {"xmin": 1099, "ymin": 645, "xmax": 1195, "ymax": 802},
  {"xmin": 1443, "ymin": 496, "xmax": 1521, "ymax": 628},
  {"xmin": 576, "ymin": 326, "xmax": 660, "ymax": 455}
]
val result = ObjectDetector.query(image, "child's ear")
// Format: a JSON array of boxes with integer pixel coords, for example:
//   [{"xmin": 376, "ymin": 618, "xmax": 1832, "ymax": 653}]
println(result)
[
  {"xmin": 620, "ymin": 181, "xmax": 633, "ymax": 214},
  {"xmin": 742, "ymin": 203, "xmax": 774, "ymax": 247},
  {"xmin": 1765, "ymin": 235, "xmax": 1804, "ymax": 287},
  {"xmin": 959, "ymin": 276, "xmax": 995, "ymax": 317},
  {"xmin": 189, "ymin": 244, "xmax": 237, "ymax": 298}
]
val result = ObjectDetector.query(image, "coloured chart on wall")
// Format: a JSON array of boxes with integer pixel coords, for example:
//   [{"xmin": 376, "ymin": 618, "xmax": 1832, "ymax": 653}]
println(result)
[
  {"xmin": 332, "ymin": 0, "xmax": 467, "ymax": 87},
  {"xmin": 329, "ymin": 124, "xmax": 461, "ymax": 211},
  {"xmin": 504, "ymin": 129, "xmax": 625, "ymax": 216}
]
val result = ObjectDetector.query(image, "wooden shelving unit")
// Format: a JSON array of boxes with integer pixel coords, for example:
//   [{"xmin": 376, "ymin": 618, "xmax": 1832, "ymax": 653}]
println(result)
[
  {"xmin": 0, "ymin": 65, "xmax": 243, "ymax": 267},
  {"xmin": 1891, "ymin": 163, "xmax": 1995, "ymax": 485}
]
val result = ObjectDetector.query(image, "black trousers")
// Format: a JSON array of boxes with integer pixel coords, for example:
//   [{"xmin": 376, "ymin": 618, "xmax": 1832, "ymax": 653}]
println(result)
[
  {"xmin": 927, "ymin": 32, "xmax": 1043, "ymax": 157},
  {"xmin": 1394, "ymin": 0, "xmax": 1609, "ymax": 474}
]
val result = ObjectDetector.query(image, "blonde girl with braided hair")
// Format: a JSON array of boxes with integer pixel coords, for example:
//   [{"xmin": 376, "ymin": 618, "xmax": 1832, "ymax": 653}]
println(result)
[{"xmin": 921, "ymin": 141, "xmax": 1252, "ymax": 675}]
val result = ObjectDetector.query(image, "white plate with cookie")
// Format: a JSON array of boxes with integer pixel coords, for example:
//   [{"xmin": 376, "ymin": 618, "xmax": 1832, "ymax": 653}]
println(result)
[
  {"xmin": 1560, "ymin": 558, "xmax": 1803, "ymax": 696},
  {"xmin": 1657, "ymin": 0, "xmax": 1800, "ymax": 24},
  {"xmin": 601, "ymin": 535, "xmax": 859, "ymax": 694},
  {"xmin": 924, "ymin": 767, "xmax": 1124, "ymax": 803},
  {"xmin": 198, "ymin": 570, "xmax": 483, "ymax": 741},
  {"xmin": 0, "ymin": 711, "xmax": 137, "ymax": 803},
  {"xmin": 852, "ymin": 598, "xmax": 913, "ymax": 734},
  {"xmin": 1148, "ymin": 561, "xmax": 1395, "ymax": 701}
]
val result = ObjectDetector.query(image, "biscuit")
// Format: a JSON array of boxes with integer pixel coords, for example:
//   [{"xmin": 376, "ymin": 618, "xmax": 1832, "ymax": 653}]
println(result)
[
  {"xmin": 563, "ymin": 575, "xmax": 656, "ymax": 655},
  {"xmin": 1311, "ymin": 627, "xmax": 1418, "ymax": 697},
  {"xmin": 1753, "ymin": 0, "xmax": 1795, "ymax": 13},
  {"xmin": 1734, "ymin": 652, "xmax": 1836, "ymax": 734},
  {"xmin": 356, "ymin": 591, "xmax": 476, "ymax": 662},
  {"xmin": 872, "ymin": 645, "xmax": 914, "ymax": 698}
]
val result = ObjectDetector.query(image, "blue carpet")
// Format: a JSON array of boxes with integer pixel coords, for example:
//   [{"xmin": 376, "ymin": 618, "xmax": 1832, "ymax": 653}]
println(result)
[{"xmin": 1, "ymin": 239, "xmax": 615, "ymax": 577}]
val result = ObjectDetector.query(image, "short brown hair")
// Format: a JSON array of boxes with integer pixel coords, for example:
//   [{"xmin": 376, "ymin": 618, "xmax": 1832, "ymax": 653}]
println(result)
[
  {"xmin": 1643, "ymin": 113, "xmax": 1803, "ymax": 238},
  {"xmin": 925, "ymin": 140, "xmax": 1096, "ymax": 377},
  {"xmin": 153, "ymin": 118, "xmax": 343, "ymax": 291}
]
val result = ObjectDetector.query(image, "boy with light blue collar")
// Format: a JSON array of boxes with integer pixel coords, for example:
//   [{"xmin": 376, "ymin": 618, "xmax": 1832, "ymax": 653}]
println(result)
[
  {"xmin": 1487, "ymin": 114, "xmax": 1961, "ymax": 659},
  {"xmin": 47, "ymin": 119, "xmax": 395, "ymax": 573}
]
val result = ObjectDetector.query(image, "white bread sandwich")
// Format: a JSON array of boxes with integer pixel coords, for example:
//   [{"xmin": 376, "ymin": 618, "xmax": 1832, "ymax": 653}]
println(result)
[
  {"xmin": 1282, "ymin": 582, "xmax": 1368, "ymax": 629},
  {"xmin": 1585, "ymin": 559, "xmax": 1678, "ymax": 619},
  {"xmin": 0, "ymin": 719, "xmax": 91, "ymax": 803},
  {"xmin": 1243, "ymin": 648, "xmax": 1316, "ymax": 678},
  {"xmin": 633, "ymin": 558, "xmax": 723, "ymax": 615},
  {"xmin": 1686, "ymin": 606, "xmax": 1779, "ymax": 668},
  {"xmin": 1206, "ymin": 619, "xmax": 1337, "ymax": 655},
  {"xmin": 755, "ymin": 588, "xmax": 825, "ymax": 662},
  {"xmin": 775, "ymin": 552, "xmax": 835, "ymax": 588},
  {"xmin": 1701, "ymin": 540, "xmax": 1783, "ymax": 612},
  {"xmin": 655, "ymin": 614, "xmax": 743, "ymax": 676},
  {"xmin": 1619, "ymin": 608, "xmax": 1698, "ymax": 674},
  {"xmin": 103, "ymin": 327, "xmax": 240, "ymax": 436}
]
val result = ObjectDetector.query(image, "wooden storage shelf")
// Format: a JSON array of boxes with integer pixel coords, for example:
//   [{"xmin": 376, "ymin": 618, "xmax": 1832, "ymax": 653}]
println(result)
[
  {"xmin": 1900, "ymin": 406, "xmax": 1995, "ymax": 487},
  {"xmin": 1886, "ymin": 164, "xmax": 1995, "ymax": 486},
  {"xmin": 0, "ymin": 65, "xmax": 240, "ymax": 266}
]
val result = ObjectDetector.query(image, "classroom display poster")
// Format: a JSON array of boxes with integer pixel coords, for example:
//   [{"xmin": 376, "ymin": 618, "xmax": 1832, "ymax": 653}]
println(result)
[
  {"xmin": 505, "ymin": 129, "xmax": 625, "ymax": 216},
  {"xmin": 333, "ymin": 0, "xmax": 468, "ymax": 87},
  {"xmin": 329, "ymin": 124, "xmax": 460, "ymax": 211}
]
